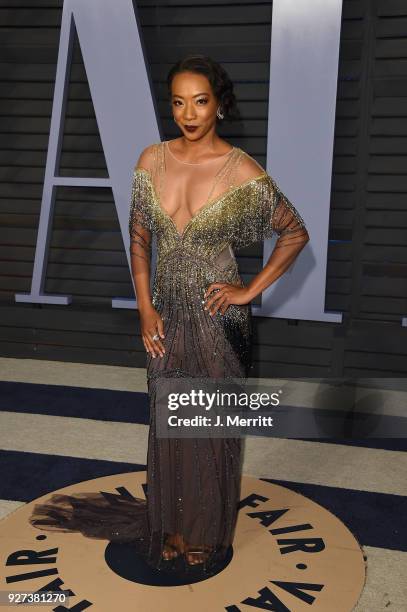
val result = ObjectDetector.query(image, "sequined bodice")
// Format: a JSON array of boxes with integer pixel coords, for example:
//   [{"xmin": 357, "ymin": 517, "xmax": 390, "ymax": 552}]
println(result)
[
  {"xmin": 129, "ymin": 140, "xmax": 308, "ymax": 313},
  {"xmin": 134, "ymin": 167, "xmax": 269, "ymax": 272}
]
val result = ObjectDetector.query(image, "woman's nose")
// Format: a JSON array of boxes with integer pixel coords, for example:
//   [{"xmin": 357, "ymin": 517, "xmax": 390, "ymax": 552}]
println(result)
[{"xmin": 183, "ymin": 104, "xmax": 196, "ymax": 119}]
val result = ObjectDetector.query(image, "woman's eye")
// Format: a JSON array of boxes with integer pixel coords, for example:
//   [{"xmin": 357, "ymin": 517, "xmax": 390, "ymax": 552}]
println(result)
[{"xmin": 197, "ymin": 99, "xmax": 208, "ymax": 104}]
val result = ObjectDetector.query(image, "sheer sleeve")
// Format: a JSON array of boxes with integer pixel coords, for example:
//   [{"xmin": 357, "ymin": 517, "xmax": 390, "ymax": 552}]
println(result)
[
  {"xmin": 269, "ymin": 176, "xmax": 309, "ymax": 249},
  {"xmin": 231, "ymin": 174, "xmax": 309, "ymax": 249},
  {"xmin": 128, "ymin": 169, "xmax": 154, "ymax": 265}
]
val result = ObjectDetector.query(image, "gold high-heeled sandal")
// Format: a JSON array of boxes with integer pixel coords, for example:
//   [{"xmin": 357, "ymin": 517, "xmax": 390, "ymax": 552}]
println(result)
[
  {"xmin": 162, "ymin": 542, "xmax": 179, "ymax": 560},
  {"xmin": 162, "ymin": 533, "xmax": 184, "ymax": 560},
  {"xmin": 185, "ymin": 545, "xmax": 213, "ymax": 565}
]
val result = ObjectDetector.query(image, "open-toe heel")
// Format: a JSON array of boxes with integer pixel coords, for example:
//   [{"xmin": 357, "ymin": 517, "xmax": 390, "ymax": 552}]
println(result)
[
  {"xmin": 162, "ymin": 533, "xmax": 184, "ymax": 560},
  {"xmin": 185, "ymin": 544, "xmax": 213, "ymax": 566},
  {"xmin": 162, "ymin": 542, "xmax": 179, "ymax": 560}
]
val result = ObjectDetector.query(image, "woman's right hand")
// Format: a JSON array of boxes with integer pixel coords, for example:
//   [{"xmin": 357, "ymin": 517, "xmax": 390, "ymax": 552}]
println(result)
[{"xmin": 139, "ymin": 304, "xmax": 165, "ymax": 358}]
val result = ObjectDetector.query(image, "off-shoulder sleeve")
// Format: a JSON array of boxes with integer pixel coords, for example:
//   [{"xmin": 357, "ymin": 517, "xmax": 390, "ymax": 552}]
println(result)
[
  {"xmin": 231, "ymin": 174, "xmax": 309, "ymax": 249},
  {"xmin": 128, "ymin": 168, "xmax": 154, "ymax": 262}
]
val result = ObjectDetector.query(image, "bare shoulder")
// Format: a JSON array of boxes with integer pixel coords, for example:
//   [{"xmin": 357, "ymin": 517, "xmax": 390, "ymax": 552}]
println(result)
[
  {"xmin": 134, "ymin": 143, "xmax": 159, "ymax": 172},
  {"xmin": 235, "ymin": 150, "xmax": 266, "ymax": 183}
]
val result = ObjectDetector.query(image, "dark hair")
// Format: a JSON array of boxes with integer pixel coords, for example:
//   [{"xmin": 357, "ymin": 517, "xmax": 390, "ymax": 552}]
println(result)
[{"xmin": 166, "ymin": 54, "xmax": 240, "ymax": 122}]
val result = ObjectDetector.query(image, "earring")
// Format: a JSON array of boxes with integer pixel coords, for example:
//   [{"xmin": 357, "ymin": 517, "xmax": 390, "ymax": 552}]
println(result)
[{"xmin": 217, "ymin": 106, "xmax": 224, "ymax": 120}]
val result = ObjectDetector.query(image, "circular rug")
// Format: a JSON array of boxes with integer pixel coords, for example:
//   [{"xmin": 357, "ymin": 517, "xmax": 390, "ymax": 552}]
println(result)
[{"xmin": 0, "ymin": 472, "xmax": 366, "ymax": 611}]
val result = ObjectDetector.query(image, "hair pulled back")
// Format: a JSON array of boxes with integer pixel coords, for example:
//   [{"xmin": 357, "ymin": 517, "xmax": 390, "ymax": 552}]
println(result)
[{"xmin": 167, "ymin": 54, "xmax": 240, "ymax": 122}]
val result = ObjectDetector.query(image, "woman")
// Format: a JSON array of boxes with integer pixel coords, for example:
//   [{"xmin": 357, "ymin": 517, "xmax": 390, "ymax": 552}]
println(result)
[{"xmin": 29, "ymin": 55, "xmax": 309, "ymax": 577}]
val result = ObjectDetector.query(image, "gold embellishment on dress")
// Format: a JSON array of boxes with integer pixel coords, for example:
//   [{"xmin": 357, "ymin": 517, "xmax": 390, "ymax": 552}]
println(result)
[
  {"xmin": 151, "ymin": 141, "xmax": 246, "ymax": 239},
  {"xmin": 128, "ymin": 166, "xmax": 153, "ymax": 263}
]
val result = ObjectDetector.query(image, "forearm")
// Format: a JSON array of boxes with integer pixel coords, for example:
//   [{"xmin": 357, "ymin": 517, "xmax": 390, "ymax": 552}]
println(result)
[
  {"xmin": 245, "ymin": 235, "xmax": 309, "ymax": 301},
  {"xmin": 130, "ymin": 234, "xmax": 154, "ymax": 311},
  {"xmin": 129, "ymin": 216, "xmax": 155, "ymax": 311},
  {"xmin": 132, "ymin": 264, "xmax": 153, "ymax": 311}
]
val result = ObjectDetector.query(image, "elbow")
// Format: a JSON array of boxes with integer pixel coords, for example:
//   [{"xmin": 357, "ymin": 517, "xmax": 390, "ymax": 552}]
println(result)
[
  {"xmin": 301, "ymin": 229, "xmax": 310, "ymax": 245},
  {"xmin": 294, "ymin": 230, "xmax": 310, "ymax": 254}
]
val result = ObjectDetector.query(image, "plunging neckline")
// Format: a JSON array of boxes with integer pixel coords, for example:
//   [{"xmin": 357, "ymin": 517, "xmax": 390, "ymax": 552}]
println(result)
[{"xmin": 134, "ymin": 167, "xmax": 268, "ymax": 239}]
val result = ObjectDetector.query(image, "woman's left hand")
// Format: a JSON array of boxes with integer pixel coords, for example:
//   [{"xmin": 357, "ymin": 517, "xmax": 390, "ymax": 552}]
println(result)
[{"xmin": 203, "ymin": 283, "xmax": 252, "ymax": 316}]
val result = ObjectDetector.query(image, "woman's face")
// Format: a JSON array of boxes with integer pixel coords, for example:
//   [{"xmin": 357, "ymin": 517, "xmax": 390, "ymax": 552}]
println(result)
[{"xmin": 170, "ymin": 71, "xmax": 219, "ymax": 140}]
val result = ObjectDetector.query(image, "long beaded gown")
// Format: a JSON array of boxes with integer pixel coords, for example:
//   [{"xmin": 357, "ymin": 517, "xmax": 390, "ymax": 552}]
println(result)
[{"xmin": 28, "ymin": 140, "xmax": 308, "ymax": 577}]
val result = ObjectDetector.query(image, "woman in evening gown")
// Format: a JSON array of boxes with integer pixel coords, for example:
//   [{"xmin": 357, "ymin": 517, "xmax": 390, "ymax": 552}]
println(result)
[{"xmin": 28, "ymin": 55, "xmax": 309, "ymax": 577}]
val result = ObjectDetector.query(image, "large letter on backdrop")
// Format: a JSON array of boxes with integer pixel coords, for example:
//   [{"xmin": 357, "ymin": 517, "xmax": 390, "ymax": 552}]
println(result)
[
  {"xmin": 15, "ymin": 0, "xmax": 159, "ymax": 308},
  {"xmin": 253, "ymin": 0, "xmax": 343, "ymax": 323}
]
